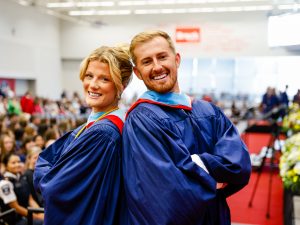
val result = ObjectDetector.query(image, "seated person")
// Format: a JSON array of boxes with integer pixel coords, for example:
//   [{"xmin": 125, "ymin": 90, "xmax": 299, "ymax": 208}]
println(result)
[
  {"xmin": 24, "ymin": 146, "xmax": 43, "ymax": 207},
  {"xmin": 1, "ymin": 153, "xmax": 43, "ymax": 225}
]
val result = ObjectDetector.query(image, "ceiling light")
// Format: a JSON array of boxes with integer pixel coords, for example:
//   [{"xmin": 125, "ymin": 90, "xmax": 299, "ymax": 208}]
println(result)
[
  {"xmin": 278, "ymin": 4, "xmax": 300, "ymax": 10},
  {"xmin": 118, "ymin": 0, "xmax": 267, "ymax": 6},
  {"xmin": 47, "ymin": 1, "xmax": 114, "ymax": 8},
  {"xmin": 69, "ymin": 10, "xmax": 131, "ymax": 16}
]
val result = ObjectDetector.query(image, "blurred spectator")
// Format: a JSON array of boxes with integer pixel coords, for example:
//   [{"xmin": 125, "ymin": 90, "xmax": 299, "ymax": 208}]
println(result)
[
  {"xmin": 44, "ymin": 128, "xmax": 59, "ymax": 148},
  {"xmin": 24, "ymin": 146, "xmax": 43, "ymax": 207},
  {"xmin": 293, "ymin": 89, "xmax": 300, "ymax": 105},
  {"xmin": 17, "ymin": 136, "xmax": 36, "ymax": 167},
  {"xmin": 29, "ymin": 115, "xmax": 42, "ymax": 132},
  {"xmin": 7, "ymin": 97, "xmax": 22, "ymax": 116},
  {"xmin": 279, "ymin": 85, "xmax": 289, "ymax": 117},
  {"xmin": 24, "ymin": 126, "xmax": 37, "ymax": 139},
  {"xmin": 279, "ymin": 85, "xmax": 289, "ymax": 107},
  {"xmin": 0, "ymin": 132, "xmax": 17, "ymax": 158},
  {"xmin": 33, "ymin": 97, "xmax": 44, "ymax": 115},
  {"xmin": 1, "ymin": 153, "xmax": 44, "ymax": 225},
  {"xmin": 33, "ymin": 134, "xmax": 45, "ymax": 150},
  {"xmin": 0, "ymin": 96, "xmax": 7, "ymax": 116},
  {"xmin": 260, "ymin": 87, "xmax": 280, "ymax": 115},
  {"xmin": 20, "ymin": 91, "xmax": 35, "ymax": 115},
  {"xmin": 0, "ymin": 132, "xmax": 17, "ymax": 174}
]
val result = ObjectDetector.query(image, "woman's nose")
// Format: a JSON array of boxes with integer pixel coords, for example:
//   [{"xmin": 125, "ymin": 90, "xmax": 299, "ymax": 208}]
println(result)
[{"xmin": 90, "ymin": 79, "xmax": 100, "ymax": 89}]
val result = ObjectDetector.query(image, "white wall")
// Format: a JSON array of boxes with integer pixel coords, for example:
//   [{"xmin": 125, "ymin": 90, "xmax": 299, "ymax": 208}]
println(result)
[
  {"xmin": 60, "ymin": 12, "xmax": 299, "ymax": 98},
  {"xmin": 0, "ymin": 0, "xmax": 62, "ymax": 99},
  {"xmin": 60, "ymin": 12, "xmax": 297, "ymax": 59},
  {"xmin": 1, "ymin": 1, "xmax": 299, "ymax": 100}
]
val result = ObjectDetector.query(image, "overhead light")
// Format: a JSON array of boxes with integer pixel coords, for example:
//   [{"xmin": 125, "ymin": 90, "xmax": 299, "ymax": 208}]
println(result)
[
  {"xmin": 161, "ymin": 8, "xmax": 188, "ymax": 13},
  {"xmin": 118, "ymin": 0, "xmax": 267, "ymax": 6},
  {"xmin": 47, "ymin": 1, "xmax": 114, "ymax": 8},
  {"xmin": 18, "ymin": 0, "xmax": 32, "ymax": 6},
  {"xmin": 278, "ymin": 4, "xmax": 300, "ymax": 10},
  {"xmin": 243, "ymin": 5, "xmax": 259, "ymax": 11},
  {"xmin": 77, "ymin": 2, "xmax": 115, "ymax": 7},
  {"xmin": 134, "ymin": 9, "xmax": 161, "ymax": 14},
  {"xmin": 187, "ymin": 7, "xmax": 215, "ymax": 12},
  {"xmin": 256, "ymin": 5, "xmax": 272, "ymax": 10},
  {"xmin": 69, "ymin": 10, "xmax": 131, "ymax": 16}
]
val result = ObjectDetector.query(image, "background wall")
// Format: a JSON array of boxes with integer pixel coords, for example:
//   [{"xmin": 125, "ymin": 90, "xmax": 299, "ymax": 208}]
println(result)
[
  {"xmin": 0, "ymin": 0, "xmax": 62, "ymax": 99},
  {"xmin": 60, "ymin": 12, "xmax": 299, "ymax": 100},
  {"xmin": 1, "ymin": 0, "xmax": 299, "ymax": 100}
]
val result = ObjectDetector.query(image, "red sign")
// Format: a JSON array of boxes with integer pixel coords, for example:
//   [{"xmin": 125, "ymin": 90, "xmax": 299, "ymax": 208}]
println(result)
[
  {"xmin": 0, "ymin": 78, "xmax": 15, "ymax": 92},
  {"xmin": 175, "ymin": 27, "xmax": 201, "ymax": 43}
]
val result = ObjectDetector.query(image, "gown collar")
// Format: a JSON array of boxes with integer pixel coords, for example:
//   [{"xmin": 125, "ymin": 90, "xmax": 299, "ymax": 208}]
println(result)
[
  {"xmin": 127, "ymin": 91, "xmax": 192, "ymax": 117},
  {"xmin": 87, "ymin": 108, "xmax": 125, "ymax": 124},
  {"xmin": 87, "ymin": 111, "xmax": 105, "ymax": 124},
  {"xmin": 140, "ymin": 91, "xmax": 192, "ymax": 109}
]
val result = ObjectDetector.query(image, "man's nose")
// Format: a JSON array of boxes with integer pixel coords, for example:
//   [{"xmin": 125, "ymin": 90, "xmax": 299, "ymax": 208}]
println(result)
[{"xmin": 153, "ymin": 59, "xmax": 163, "ymax": 72}]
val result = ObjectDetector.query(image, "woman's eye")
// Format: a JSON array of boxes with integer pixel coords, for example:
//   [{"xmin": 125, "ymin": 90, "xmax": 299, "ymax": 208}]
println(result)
[{"xmin": 85, "ymin": 74, "xmax": 93, "ymax": 79}]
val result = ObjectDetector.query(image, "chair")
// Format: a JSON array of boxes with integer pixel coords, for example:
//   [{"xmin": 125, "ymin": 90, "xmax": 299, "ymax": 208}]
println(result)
[
  {"xmin": 27, "ymin": 207, "xmax": 44, "ymax": 225},
  {"xmin": 0, "ymin": 208, "xmax": 16, "ymax": 225}
]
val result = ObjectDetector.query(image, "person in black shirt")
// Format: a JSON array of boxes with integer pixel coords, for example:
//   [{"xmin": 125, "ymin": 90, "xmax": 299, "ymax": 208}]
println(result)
[{"xmin": 1, "ymin": 153, "xmax": 43, "ymax": 225}]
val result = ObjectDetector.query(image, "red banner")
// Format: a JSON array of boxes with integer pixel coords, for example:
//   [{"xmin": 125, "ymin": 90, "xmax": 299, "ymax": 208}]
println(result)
[
  {"xmin": 175, "ymin": 27, "xmax": 201, "ymax": 43},
  {"xmin": 0, "ymin": 78, "xmax": 16, "ymax": 96}
]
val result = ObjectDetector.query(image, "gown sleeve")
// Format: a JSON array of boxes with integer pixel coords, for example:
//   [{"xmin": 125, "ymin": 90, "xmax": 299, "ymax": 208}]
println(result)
[
  {"xmin": 122, "ymin": 105, "xmax": 217, "ymax": 225},
  {"xmin": 34, "ymin": 129, "xmax": 75, "ymax": 192},
  {"xmin": 197, "ymin": 103, "xmax": 251, "ymax": 197},
  {"xmin": 34, "ymin": 123, "xmax": 125, "ymax": 225}
]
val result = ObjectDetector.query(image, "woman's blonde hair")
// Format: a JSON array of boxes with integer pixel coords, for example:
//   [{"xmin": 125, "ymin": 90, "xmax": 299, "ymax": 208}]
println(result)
[
  {"xmin": 25, "ymin": 146, "xmax": 42, "ymax": 170},
  {"xmin": 79, "ymin": 45, "xmax": 133, "ymax": 97},
  {"xmin": 129, "ymin": 30, "xmax": 176, "ymax": 65}
]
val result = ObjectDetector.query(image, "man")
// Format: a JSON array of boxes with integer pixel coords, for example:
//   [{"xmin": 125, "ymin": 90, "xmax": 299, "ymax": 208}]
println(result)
[{"xmin": 122, "ymin": 30, "xmax": 251, "ymax": 225}]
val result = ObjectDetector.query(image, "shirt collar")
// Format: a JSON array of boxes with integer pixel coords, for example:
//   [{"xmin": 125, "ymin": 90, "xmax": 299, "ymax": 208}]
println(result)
[{"xmin": 4, "ymin": 171, "xmax": 20, "ymax": 180}]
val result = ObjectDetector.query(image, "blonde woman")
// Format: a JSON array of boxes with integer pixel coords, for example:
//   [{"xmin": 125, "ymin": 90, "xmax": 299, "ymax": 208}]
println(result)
[
  {"xmin": 34, "ymin": 45, "xmax": 132, "ymax": 225},
  {"xmin": 24, "ymin": 146, "xmax": 43, "ymax": 207}
]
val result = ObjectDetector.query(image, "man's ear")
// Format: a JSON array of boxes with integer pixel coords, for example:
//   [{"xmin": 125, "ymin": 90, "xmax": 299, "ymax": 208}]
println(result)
[
  {"xmin": 133, "ymin": 67, "xmax": 142, "ymax": 80},
  {"xmin": 175, "ymin": 53, "xmax": 181, "ymax": 69}
]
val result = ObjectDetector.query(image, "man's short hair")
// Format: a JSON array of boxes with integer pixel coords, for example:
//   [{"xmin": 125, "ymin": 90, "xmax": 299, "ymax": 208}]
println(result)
[{"xmin": 130, "ymin": 30, "xmax": 176, "ymax": 65}]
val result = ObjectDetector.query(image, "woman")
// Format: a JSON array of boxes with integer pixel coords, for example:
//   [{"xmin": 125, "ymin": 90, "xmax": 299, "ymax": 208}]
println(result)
[
  {"xmin": 33, "ymin": 134, "xmax": 45, "ymax": 150},
  {"xmin": 24, "ymin": 146, "xmax": 43, "ymax": 207},
  {"xmin": 0, "ymin": 132, "xmax": 17, "ymax": 173},
  {"xmin": 0, "ymin": 132, "xmax": 16, "ymax": 157},
  {"xmin": 34, "ymin": 45, "xmax": 132, "ymax": 225},
  {"xmin": 1, "ymin": 152, "xmax": 44, "ymax": 225}
]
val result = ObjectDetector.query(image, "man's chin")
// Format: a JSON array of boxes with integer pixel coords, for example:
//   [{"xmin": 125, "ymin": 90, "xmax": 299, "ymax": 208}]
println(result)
[{"xmin": 147, "ymin": 85, "xmax": 173, "ymax": 94}]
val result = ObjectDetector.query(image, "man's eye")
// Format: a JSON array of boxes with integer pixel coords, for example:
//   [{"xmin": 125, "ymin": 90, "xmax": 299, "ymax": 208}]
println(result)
[{"xmin": 142, "ymin": 60, "xmax": 151, "ymax": 65}]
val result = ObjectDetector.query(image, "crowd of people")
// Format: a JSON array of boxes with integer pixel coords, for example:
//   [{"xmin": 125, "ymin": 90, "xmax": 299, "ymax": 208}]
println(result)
[{"xmin": 0, "ymin": 89, "xmax": 98, "ymax": 224}]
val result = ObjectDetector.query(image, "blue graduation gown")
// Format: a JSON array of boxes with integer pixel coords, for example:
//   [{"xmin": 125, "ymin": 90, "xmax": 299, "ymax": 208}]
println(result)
[
  {"xmin": 34, "ymin": 111, "xmax": 128, "ymax": 225},
  {"xmin": 122, "ymin": 91, "xmax": 251, "ymax": 225}
]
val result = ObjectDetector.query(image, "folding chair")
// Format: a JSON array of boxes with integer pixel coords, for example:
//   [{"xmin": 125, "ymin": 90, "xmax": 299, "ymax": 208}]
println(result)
[
  {"xmin": 0, "ymin": 208, "xmax": 16, "ymax": 225},
  {"xmin": 27, "ymin": 207, "xmax": 44, "ymax": 225}
]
